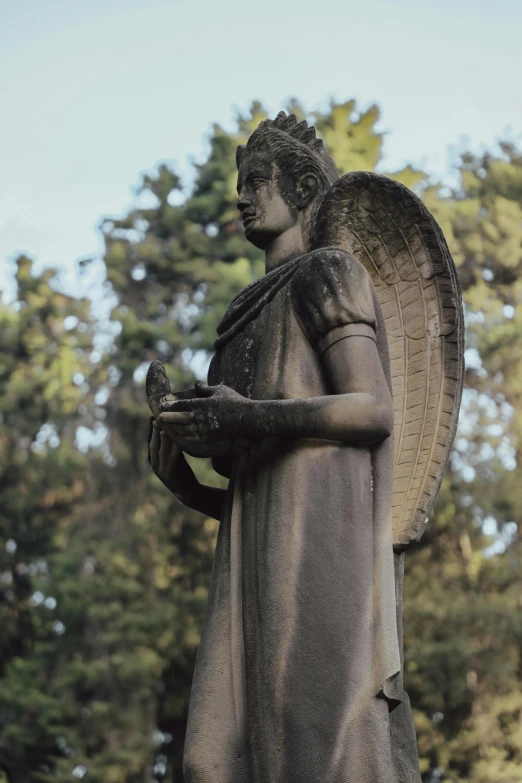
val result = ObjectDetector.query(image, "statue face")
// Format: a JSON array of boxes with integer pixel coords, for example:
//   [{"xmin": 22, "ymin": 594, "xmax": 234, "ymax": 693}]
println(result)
[{"xmin": 236, "ymin": 152, "xmax": 297, "ymax": 249}]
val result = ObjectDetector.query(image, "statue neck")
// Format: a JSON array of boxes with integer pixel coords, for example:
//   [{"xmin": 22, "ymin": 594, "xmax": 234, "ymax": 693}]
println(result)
[{"xmin": 265, "ymin": 223, "xmax": 308, "ymax": 273}]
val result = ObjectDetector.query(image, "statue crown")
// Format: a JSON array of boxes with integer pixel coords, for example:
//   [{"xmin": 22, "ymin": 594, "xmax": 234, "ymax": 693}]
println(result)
[
  {"xmin": 238, "ymin": 110, "xmax": 338, "ymax": 188},
  {"xmin": 257, "ymin": 111, "xmax": 325, "ymax": 154}
]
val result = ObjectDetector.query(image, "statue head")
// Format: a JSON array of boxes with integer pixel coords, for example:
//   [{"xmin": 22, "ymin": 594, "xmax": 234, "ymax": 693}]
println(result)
[{"xmin": 236, "ymin": 112, "xmax": 339, "ymax": 252}]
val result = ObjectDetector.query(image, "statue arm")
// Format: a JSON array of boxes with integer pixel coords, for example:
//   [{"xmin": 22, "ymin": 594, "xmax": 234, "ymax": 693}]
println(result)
[
  {"xmin": 149, "ymin": 419, "xmax": 226, "ymax": 521},
  {"xmin": 180, "ymin": 484, "xmax": 226, "ymax": 522},
  {"xmin": 159, "ymin": 334, "xmax": 392, "ymax": 447},
  {"xmin": 247, "ymin": 332, "xmax": 392, "ymax": 445}
]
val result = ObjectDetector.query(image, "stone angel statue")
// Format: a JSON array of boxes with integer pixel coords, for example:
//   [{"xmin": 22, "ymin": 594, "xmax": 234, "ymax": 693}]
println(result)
[{"xmin": 147, "ymin": 112, "xmax": 464, "ymax": 783}]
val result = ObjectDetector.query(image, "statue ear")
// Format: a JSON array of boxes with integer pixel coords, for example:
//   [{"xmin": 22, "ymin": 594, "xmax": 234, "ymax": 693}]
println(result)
[{"xmin": 296, "ymin": 174, "xmax": 319, "ymax": 209}]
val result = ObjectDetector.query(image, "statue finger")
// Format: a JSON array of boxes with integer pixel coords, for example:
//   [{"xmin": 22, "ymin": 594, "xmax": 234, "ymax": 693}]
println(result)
[
  {"xmin": 194, "ymin": 380, "xmax": 215, "ymax": 397},
  {"xmin": 159, "ymin": 411, "xmax": 194, "ymax": 425},
  {"xmin": 161, "ymin": 398, "xmax": 194, "ymax": 412},
  {"xmin": 166, "ymin": 440, "xmax": 182, "ymax": 475},
  {"xmin": 159, "ymin": 431, "xmax": 177, "ymax": 477},
  {"xmin": 147, "ymin": 417, "xmax": 154, "ymax": 465},
  {"xmin": 161, "ymin": 421, "xmax": 198, "ymax": 442},
  {"xmin": 149, "ymin": 421, "xmax": 160, "ymax": 472}
]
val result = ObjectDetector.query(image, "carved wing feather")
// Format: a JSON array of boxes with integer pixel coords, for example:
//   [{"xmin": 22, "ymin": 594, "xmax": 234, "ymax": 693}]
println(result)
[{"xmin": 314, "ymin": 171, "xmax": 464, "ymax": 550}]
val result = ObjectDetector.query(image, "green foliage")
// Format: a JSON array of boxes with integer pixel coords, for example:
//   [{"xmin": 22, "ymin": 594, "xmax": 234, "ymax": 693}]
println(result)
[
  {"xmin": 0, "ymin": 258, "xmax": 105, "ymax": 779},
  {"xmin": 0, "ymin": 100, "xmax": 521, "ymax": 782}
]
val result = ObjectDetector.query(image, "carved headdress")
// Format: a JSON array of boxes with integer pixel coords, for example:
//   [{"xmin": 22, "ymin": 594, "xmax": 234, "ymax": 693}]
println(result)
[
  {"xmin": 237, "ymin": 111, "xmax": 339, "ymax": 192},
  {"xmin": 247, "ymin": 112, "xmax": 464, "ymax": 551}
]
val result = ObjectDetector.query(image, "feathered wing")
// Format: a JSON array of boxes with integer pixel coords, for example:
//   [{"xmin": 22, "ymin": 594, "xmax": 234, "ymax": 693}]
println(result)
[{"xmin": 313, "ymin": 171, "xmax": 464, "ymax": 550}]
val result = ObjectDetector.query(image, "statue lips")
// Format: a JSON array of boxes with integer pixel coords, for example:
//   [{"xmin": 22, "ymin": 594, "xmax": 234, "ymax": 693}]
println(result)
[{"xmin": 242, "ymin": 213, "xmax": 257, "ymax": 229}]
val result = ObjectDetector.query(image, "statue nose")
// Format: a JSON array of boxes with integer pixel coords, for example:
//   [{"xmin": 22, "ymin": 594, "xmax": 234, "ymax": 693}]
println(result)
[{"xmin": 237, "ymin": 195, "xmax": 252, "ymax": 212}]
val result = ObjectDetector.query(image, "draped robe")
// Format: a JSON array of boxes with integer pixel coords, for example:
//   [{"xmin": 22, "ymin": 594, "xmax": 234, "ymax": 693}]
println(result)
[{"xmin": 183, "ymin": 248, "xmax": 421, "ymax": 783}]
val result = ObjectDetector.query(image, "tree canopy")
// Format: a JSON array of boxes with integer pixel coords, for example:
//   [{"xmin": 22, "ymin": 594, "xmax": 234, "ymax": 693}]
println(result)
[{"xmin": 0, "ymin": 100, "xmax": 521, "ymax": 782}]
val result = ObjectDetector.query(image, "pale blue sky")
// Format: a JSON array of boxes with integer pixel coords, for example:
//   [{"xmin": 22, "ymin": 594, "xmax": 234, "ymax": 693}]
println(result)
[{"xmin": 1, "ymin": 0, "xmax": 521, "ymax": 298}]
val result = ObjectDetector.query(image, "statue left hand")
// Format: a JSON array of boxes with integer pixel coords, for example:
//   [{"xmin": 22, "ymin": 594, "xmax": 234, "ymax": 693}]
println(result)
[{"xmin": 158, "ymin": 382, "xmax": 254, "ymax": 449}]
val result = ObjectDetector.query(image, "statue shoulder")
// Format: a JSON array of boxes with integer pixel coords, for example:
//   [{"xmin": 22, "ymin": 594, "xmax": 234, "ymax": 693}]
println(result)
[
  {"xmin": 293, "ymin": 247, "xmax": 373, "ymax": 296},
  {"xmin": 291, "ymin": 247, "xmax": 376, "ymax": 338}
]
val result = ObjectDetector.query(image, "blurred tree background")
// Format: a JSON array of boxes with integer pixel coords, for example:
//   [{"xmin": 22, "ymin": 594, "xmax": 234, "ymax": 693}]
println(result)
[{"xmin": 0, "ymin": 99, "xmax": 521, "ymax": 783}]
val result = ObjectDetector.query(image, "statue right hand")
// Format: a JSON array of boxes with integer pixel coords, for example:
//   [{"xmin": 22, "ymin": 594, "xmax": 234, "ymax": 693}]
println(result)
[{"xmin": 148, "ymin": 418, "xmax": 198, "ymax": 497}]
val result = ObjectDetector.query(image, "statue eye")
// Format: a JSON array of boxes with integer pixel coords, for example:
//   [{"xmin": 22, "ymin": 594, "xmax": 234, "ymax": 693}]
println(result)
[{"xmin": 252, "ymin": 178, "xmax": 266, "ymax": 189}]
